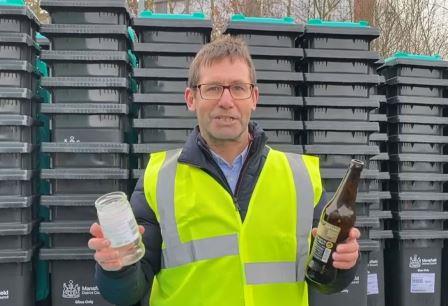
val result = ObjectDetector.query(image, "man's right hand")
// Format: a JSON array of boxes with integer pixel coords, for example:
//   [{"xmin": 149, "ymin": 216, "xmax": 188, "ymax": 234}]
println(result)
[{"xmin": 88, "ymin": 222, "xmax": 145, "ymax": 271}]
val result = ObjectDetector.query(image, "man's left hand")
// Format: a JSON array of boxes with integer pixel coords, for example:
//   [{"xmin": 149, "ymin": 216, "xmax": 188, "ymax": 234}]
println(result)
[{"xmin": 312, "ymin": 227, "xmax": 360, "ymax": 270}]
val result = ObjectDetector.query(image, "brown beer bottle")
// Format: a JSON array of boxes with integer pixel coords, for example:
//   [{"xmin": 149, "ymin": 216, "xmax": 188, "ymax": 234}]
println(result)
[{"xmin": 305, "ymin": 159, "xmax": 364, "ymax": 287}]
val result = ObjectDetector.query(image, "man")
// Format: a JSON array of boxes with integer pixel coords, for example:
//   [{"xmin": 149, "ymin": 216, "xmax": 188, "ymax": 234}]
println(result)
[{"xmin": 88, "ymin": 35, "xmax": 360, "ymax": 306}]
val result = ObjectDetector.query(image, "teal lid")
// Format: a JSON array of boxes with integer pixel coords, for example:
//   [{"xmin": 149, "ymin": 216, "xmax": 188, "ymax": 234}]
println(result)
[
  {"xmin": 129, "ymin": 78, "xmax": 138, "ymax": 93},
  {"xmin": 36, "ymin": 59, "xmax": 48, "ymax": 77},
  {"xmin": 37, "ymin": 86, "xmax": 51, "ymax": 103},
  {"xmin": 231, "ymin": 13, "xmax": 295, "ymax": 24},
  {"xmin": 0, "ymin": 0, "xmax": 25, "ymax": 6},
  {"xmin": 139, "ymin": 10, "xmax": 205, "ymax": 20},
  {"xmin": 127, "ymin": 50, "xmax": 137, "ymax": 68},
  {"xmin": 127, "ymin": 27, "xmax": 136, "ymax": 43},
  {"xmin": 385, "ymin": 51, "xmax": 443, "ymax": 63},
  {"xmin": 36, "ymin": 33, "xmax": 47, "ymax": 39},
  {"xmin": 307, "ymin": 18, "xmax": 369, "ymax": 27}
]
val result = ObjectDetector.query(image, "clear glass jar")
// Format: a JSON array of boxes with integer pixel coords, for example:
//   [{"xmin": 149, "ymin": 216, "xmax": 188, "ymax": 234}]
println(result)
[{"xmin": 95, "ymin": 191, "xmax": 145, "ymax": 267}]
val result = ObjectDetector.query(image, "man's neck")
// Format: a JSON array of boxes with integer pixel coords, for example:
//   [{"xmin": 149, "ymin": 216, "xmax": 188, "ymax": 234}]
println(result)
[{"xmin": 201, "ymin": 133, "xmax": 251, "ymax": 165}]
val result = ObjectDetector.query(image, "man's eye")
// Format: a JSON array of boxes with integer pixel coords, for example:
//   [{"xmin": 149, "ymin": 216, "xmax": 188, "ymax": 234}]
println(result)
[
  {"xmin": 232, "ymin": 85, "xmax": 245, "ymax": 92},
  {"xmin": 205, "ymin": 86, "xmax": 221, "ymax": 93}
]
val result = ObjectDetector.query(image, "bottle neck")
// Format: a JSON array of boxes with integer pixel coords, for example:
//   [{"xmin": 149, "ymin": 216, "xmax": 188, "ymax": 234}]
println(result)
[{"xmin": 332, "ymin": 163, "xmax": 362, "ymax": 208}]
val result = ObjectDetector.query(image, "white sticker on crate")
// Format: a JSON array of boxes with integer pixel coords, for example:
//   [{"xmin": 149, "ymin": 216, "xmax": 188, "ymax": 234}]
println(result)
[
  {"xmin": 0, "ymin": 289, "xmax": 9, "ymax": 300},
  {"xmin": 410, "ymin": 273, "xmax": 435, "ymax": 293},
  {"xmin": 367, "ymin": 273, "xmax": 379, "ymax": 295}
]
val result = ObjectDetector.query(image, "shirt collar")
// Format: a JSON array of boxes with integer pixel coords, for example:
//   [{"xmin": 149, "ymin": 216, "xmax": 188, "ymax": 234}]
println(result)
[{"xmin": 210, "ymin": 145, "xmax": 250, "ymax": 168}]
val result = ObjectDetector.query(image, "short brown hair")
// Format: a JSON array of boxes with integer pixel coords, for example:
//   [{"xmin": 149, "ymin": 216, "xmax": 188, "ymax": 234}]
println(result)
[{"xmin": 187, "ymin": 35, "xmax": 256, "ymax": 88}]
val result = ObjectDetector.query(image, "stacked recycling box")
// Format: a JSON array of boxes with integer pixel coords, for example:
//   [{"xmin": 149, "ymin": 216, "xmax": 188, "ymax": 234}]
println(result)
[
  {"xmin": 378, "ymin": 52, "xmax": 448, "ymax": 306},
  {"xmin": 131, "ymin": 10, "xmax": 212, "ymax": 179},
  {"xmin": 38, "ymin": 1, "xmax": 134, "ymax": 305},
  {"xmin": 0, "ymin": 1, "xmax": 41, "ymax": 305},
  {"xmin": 225, "ymin": 14, "xmax": 305, "ymax": 154},
  {"xmin": 299, "ymin": 19, "xmax": 390, "ymax": 306}
]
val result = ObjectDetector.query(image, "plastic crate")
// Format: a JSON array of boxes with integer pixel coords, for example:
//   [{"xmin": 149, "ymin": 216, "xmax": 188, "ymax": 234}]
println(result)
[
  {"xmin": 387, "ymin": 96, "xmax": 444, "ymax": 117},
  {"xmin": 133, "ymin": 42, "xmax": 199, "ymax": 69},
  {"xmin": 36, "ymin": 32, "xmax": 49, "ymax": 50},
  {"xmin": 0, "ymin": 249, "xmax": 34, "ymax": 306},
  {"xmin": 385, "ymin": 77, "xmax": 448, "ymax": 97},
  {"xmin": 0, "ymin": 115, "xmax": 37, "ymax": 143},
  {"xmin": 305, "ymin": 121, "xmax": 379, "ymax": 145},
  {"xmin": 0, "ymin": 195, "xmax": 37, "ymax": 223},
  {"xmin": 0, "ymin": 33, "xmax": 39, "ymax": 65},
  {"xmin": 39, "ymin": 24, "xmax": 131, "ymax": 51},
  {"xmin": 41, "ymin": 168, "xmax": 129, "ymax": 195},
  {"xmin": 0, "ymin": 169, "xmax": 35, "ymax": 196},
  {"xmin": 0, "ymin": 221, "xmax": 36, "ymax": 249},
  {"xmin": 40, "ymin": 221, "xmax": 92, "ymax": 248},
  {"xmin": 40, "ymin": 248, "xmax": 113, "ymax": 306},
  {"xmin": 0, "ymin": 142, "xmax": 36, "ymax": 169},
  {"xmin": 301, "ymin": 19, "xmax": 379, "ymax": 50},
  {"xmin": 0, "ymin": 60, "xmax": 38, "ymax": 91},
  {"xmin": 41, "ymin": 194, "xmax": 98, "ymax": 222},
  {"xmin": 40, "ymin": 50, "xmax": 131, "ymax": 78},
  {"xmin": 303, "ymin": 49, "xmax": 380, "ymax": 74},
  {"xmin": 389, "ymin": 211, "xmax": 448, "ymax": 230},
  {"xmin": 247, "ymin": 45, "xmax": 303, "ymax": 72},
  {"xmin": 43, "ymin": 142, "xmax": 128, "ymax": 169},
  {"xmin": 132, "ymin": 11, "xmax": 211, "ymax": 45},
  {"xmin": 225, "ymin": 14, "xmax": 302, "ymax": 48},
  {"xmin": 385, "ymin": 231, "xmax": 448, "ymax": 306},
  {"xmin": 389, "ymin": 192, "xmax": 448, "ymax": 211},
  {"xmin": 0, "ymin": 4, "xmax": 40, "ymax": 37},
  {"xmin": 388, "ymin": 135, "xmax": 448, "ymax": 155},
  {"xmin": 41, "ymin": 103, "xmax": 129, "ymax": 143},
  {"xmin": 390, "ymin": 173, "xmax": 447, "ymax": 192},
  {"xmin": 379, "ymin": 53, "xmax": 448, "ymax": 80},
  {"xmin": 40, "ymin": 0, "xmax": 131, "ymax": 25},
  {"xmin": 0, "ymin": 88, "xmax": 37, "ymax": 116},
  {"xmin": 388, "ymin": 115, "xmax": 448, "ymax": 136},
  {"xmin": 389, "ymin": 154, "xmax": 448, "ymax": 173}
]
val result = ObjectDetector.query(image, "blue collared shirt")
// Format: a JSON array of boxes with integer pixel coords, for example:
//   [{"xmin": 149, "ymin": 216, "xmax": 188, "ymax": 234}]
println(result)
[{"xmin": 210, "ymin": 146, "xmax": 249, "ymax": 194}]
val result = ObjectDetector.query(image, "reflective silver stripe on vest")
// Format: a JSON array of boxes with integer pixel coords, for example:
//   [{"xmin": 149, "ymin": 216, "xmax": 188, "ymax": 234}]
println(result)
[
  {"xmin": 244, "ymin": 153, "xmax": 314, "ymax": 284},
  {"xmin": 157, "ymin": 149, "xmax": 238, "ymax": 268}
]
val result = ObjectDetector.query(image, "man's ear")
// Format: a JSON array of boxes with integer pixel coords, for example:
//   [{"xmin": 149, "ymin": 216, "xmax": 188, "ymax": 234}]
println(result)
[
  {"xmin": 251, "ymin": 85, "xmax": 259, "ymax": 111},
  {"xmin": 185, "ymin": 87, "xmax": 196, "ymax": 112}
]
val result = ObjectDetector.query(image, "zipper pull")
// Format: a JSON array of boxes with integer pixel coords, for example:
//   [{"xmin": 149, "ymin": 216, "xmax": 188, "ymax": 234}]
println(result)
[{"xmin": 233, "ymin": 197, "xmax": 241, "ymax": 212}]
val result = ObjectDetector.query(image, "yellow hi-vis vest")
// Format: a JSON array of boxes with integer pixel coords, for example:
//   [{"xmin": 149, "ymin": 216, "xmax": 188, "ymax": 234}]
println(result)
[{"xmin": 144, "ymin": 148, "xmax": 323, "ymax": 306}]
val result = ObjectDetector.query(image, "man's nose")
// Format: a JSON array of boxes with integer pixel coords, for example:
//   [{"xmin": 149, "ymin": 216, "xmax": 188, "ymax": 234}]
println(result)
[{"xmin": 217, "ymin": 87, "xmax": 234, "ymax": 108}]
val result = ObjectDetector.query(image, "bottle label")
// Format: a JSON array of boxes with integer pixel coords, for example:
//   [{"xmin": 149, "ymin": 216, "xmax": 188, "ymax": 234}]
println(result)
[
  {"xmin": 99, "ymin": 204, "xmax": 139, "ymax": 248},
  {"xmin": 312, "ymin": 220, "xmax": 341, "ymax": 263}
]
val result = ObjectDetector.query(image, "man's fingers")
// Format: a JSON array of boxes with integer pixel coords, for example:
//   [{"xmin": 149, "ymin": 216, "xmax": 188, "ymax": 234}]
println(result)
[
  {"xmin": 333, "ymin": 251, "xmax": 359, "ymax": 262},
  {"xmin": 336, "ymin": 239, "xmax": 359, "ymax": 253},
  {"xmin": 88, "ymin": 237, "xmax": 110, "ymax": 251},
  {"xmin": 94, "ymin": 250, "xmax": 120, "ymax": 263},
  {"xmin": 139, "ymin": 225, "xmax": 145, "ymax": 234},
  {"xmin": 98, "ymin": 259, "xmax": 123, "ymax": 272},
  {"xmin": 311, "ymin": 228, "xmax": 318, "ymax": 238},
  {"xmin": 333, "ymin": 259, "xmax": 357, "ymax": 270},
  {"xmin": 348, "ymin": 227, "xmax": 361, "ymax": 239},
  {"xmin": 90, "ymin": 222, "xmax": 104, "ymax": 238}
]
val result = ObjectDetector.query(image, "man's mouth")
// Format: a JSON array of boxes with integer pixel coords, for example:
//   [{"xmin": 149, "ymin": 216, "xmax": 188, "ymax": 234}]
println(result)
[{"xmin": 214, "ymin": 116, "xmax": 236, "ymax": 122}]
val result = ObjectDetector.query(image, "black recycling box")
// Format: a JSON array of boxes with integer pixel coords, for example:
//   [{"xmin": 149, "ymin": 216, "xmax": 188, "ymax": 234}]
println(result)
[
  {"xmin": 368, "ymin": 230, "xmax": 393, "ymax": 306},
  {"xmin": 40, "ymin": 76, "xmax": 130, "ymax": 104},
  {"xmin": 42, "ymin": 142, "xmax": 129, "ymax": 169},
  {"xmin": 0, "ymin": 33, "xmax": 39, "ymax": 65},
  {"xmin": 379, "ymin": 53, "xmax": 448, "ymax": 80},
  {"xmin": 0, "ymin": 195, "xmax": 37, "ymax": 223},
  {"xmin": 389, "ymin": 211, "xmax": 448, "ymax": 231},
  {"xmin": 40, "ymin": 0, "xmax": 131, "ymax": 25},
  {"xmin": 41, "ymin": 168, "xmax": 129, "ymax": 195},
  {"xmin": 132, "ymin": 11, "xmax": 211, "ymax": 45},
  {"xmin": 386, "ymin": 96, "xmax": 446, "ymax": 117},
  {"xmin": 248, "ymin": 45, "xmax": 303, "ymax": 72},
  {"xmin": 0, "ymin": 249, "xmax": 34, "ymax": 306},
  {"xmin": 304, "ymin": 145, "xmax": 379, "ymax": 168},
  {"xmin": 0, "ymin": 142, "xmax": 36, "ymax": 170},
  {"xmin": 0, "ymin": 4, "xmax": 40, "ymax": 37},
  {"xmin": 41, "ymin": 103, "xmax": 130, "ymax": 143},
  {"xmin": 133, "ymin": 42, "xmax": 200, "ymax": 69},
  {"xmin": 389, "ymin": 192, "xmax": 448, "ymax": 212},
  {"xmin": 40, "ymin": 248, "xmax": 113, "ymax": 306},
  {"xmin": 39, "ymin": 24, "xmax": 132, "ymax": 51},
  {"xmin": 0, "ymin": 169, "xmax": 36, "ymax": 196},
  {"xmin": 0, "ymin": 221, "xmax": 37, "ymax": 250},
  {"xmin": 40, "ymin": 194, "xmax": 98, "ymax": 222},
  {"xmin": 303, "ymin": 49, "xmax": 380, "ymax": 74},
  {"xmin": 40, "ymin": 221, "xmax": 92, "ymax": 248},
  {"xmin": 389, "ymin": 173, "xmax": 447, "ymax": 193},
  {"xmin": 388, "ymin": 135, "xmax": 448, "ymax": 155},
  {"xmin": 0, "ymin": 88, "xmax": 38, "ymax": 116},
  {"xmin": 388, "ymin": 154, "xmax": 448, "ymax": 174},
  {"xmin": 305, "ymin": 121, "xmax": 379, "ymax": 145},
  {"xmin": 308, "ymin": 240, "xmax": 379, "ymax": 306},
  {"xmin": 303, "ymin": 96, "xmax": 380, "ymax": 121},
  {"xmin": 36, "ymin": 33, "xmax": 49, "ymax": 50},
  {"xmin": 40, "ymin": 50, "xmax": 131, "ymax": 77},
  {"xmin": 384, "ymin": 76, "xmax": 448, "ymax": 98},
  {"xmin": 388, "ymin": 115, "xmax": 448, "ymax": 136},
  {"xmin": 225, "ymin": 14, "xmax": 302, "ymax": 48},
  {"xmin": 0, "ymin": 60, "xmax": 39, "ymax": 92},
  {"xmin": 301, "ymin": 19, "xmax": 379, "ymax": 51},
  {"xmin": 385, "ymin": 230, "xmax": 448, "ymax": 306}
]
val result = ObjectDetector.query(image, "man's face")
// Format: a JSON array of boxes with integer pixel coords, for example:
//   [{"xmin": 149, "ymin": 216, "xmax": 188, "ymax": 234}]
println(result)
[{"xmin": 184, "ymin": 57, "xmax": 259, "ymax": 144}]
